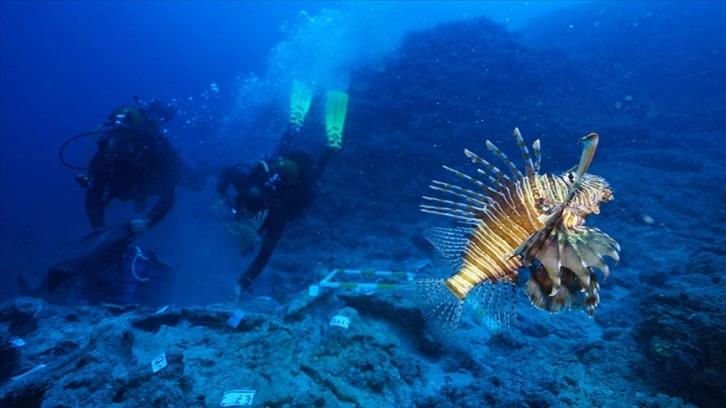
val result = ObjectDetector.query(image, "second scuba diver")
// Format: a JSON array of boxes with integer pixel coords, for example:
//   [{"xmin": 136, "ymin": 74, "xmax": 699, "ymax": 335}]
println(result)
[{"xmin": 214, "ymin": 83, "xmax": 349, "ymax": 294}]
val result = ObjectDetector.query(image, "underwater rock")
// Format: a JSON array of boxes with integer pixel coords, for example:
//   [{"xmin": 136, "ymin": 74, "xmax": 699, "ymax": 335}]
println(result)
[
  {"xmin": 634, "ymin": 275, "xmax": 726, "ymax": 408},
  {"xmin": 180, "ymin": 304, "xmax": 265, "ymax": 331},
  {"xmin": 0, "ymin": 327, "xmax": 19, "ymax": 383},
  {"xmin": 284, "ymin": 286, "xmax": 333, "ymax": 322},
  {"xmin": 0, "ymin": 297, "xmax": 46, "ymax": 337},
  {"xmin": 88, "ymin": 317, "xmax": 135, "ymax": 367},
  {"xmin": 129, "ymin": 308, "xmax": 182, "ymax": 333},
  {"xmin": 336, "ymin": 291, "xmax": 424, "ymax": 335}
]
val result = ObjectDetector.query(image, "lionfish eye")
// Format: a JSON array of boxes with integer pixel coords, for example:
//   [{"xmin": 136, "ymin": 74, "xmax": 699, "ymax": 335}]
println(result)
[{"xmin": 567, "ymin": 173, "xmax": 575, "ymax": 184}]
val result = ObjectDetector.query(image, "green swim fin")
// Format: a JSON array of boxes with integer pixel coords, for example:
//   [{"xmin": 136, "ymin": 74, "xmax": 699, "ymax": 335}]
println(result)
[
  {"xmin": 289, "ymin": 80, "xmax": 313, "ymax": 128},
  {"xmin": 325, "ymin": 90, "xmax": 349, "ymax": 150}
]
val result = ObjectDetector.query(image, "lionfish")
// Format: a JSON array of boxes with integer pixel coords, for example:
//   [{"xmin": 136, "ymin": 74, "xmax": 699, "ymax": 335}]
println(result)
[{"xmin": 416, "ymin": 128, "xmax": 619, "ymax": 337}]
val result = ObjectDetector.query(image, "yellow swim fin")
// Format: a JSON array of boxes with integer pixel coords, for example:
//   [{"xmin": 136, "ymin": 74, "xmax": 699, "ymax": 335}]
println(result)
[
  {"xmin": 325, "ymin": 90, "xmax": 349, "ymax": 150},
  {"xmin": 289, "ymin": 80, "xmax": 313, "ymax": 128}
]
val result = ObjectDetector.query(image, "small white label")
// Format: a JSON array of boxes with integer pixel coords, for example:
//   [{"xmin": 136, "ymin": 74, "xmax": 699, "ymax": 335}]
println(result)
[
  {"xmin": 308, "ymin": 285, "xmax": 319, "ymax": 297},
  {"xmin": 220, "ymin": 389, "xmax": 256, "ymax": 406},
  {"xmin": 329, "ymin": 315, "xmax": 351, "ymax": 329},
  {"xmin": 151, "ymin": 353, "xmax": 167, "ymax": 373},
  {"xmin": 227, "ymin": 309, "xmax": 246, "ymax": 328},
  {"xmin": 11, "ymin": 338, "xmax": 26, "ymax": 347}
]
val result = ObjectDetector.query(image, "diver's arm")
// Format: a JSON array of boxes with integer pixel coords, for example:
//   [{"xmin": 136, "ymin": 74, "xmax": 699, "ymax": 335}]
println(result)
[
  {"xmin": 146, "ymin": 185, "xmax": 175, "ymax": 229},
  {"xmin": 238, "ymin": 215, "xmax": 288, "ymax": 291},
  {"xmin": 85, "ymin": 174, "xmax": 106, "ymax": 229}
]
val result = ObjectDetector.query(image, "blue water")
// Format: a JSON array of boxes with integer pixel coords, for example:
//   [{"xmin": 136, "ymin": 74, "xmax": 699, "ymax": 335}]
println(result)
[{"xmin": 1, "ymin": 1, "xmax": 724, "ymax": 407}]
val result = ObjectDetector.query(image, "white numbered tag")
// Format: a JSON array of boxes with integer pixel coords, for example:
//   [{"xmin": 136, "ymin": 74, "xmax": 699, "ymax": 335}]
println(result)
[
  {"xmin": 227, "ymin": 309, "xmax": 246, "ymax": 328},
  {"xmin": 308, "ymin": 285, "xmax": 319, "ymax": 297},
  {"xmin": 329, "ymin": 315, "xmax": 351, "ymax": 329},
  {"xmin": 220, "ymin": 389, "xmax": 256, "ymax": 406},
  {"xmin": 11, "ymin": 338, "xmax": 26, "ymax": 347},
  {"xmin": 151, "ymin": 353, "xmax": 167, "ymax": 373}
]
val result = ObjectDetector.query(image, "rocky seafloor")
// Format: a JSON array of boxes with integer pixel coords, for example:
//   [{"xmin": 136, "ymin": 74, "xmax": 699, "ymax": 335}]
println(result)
[
  {"xmin": 2, "ymin": 2, "xmax": 725, "ymax": 407},
  {"xmin": 1, "ymin": 265, "xmax": 721, "ymax": 408}
]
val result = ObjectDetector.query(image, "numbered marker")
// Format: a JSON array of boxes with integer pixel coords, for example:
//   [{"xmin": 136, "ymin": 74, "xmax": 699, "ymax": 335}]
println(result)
[
  {"xmin": 220, "ymin": 389, "xmax": 256, "ymax": 406},
  {"xmin": 329, "ymin": 315, "xmax": 351, "ymax": 329},
  {"xmin": 227, "ymin": 309, "xmax": 246, "ymax": 328},
  {"xmin": 10, "ymin": 338, "xmax": 26, "ymax": 347},
  {"xmin": 151, "ymin": 353, "xmax": 167, "ymax": 373},
  {"xmin": 308, "ymin": 285, "xmax": 319, "ymax": 297}
]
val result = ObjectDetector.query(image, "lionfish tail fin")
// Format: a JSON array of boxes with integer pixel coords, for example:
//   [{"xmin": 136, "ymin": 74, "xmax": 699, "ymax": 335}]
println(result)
[{"xmin": 408, "ymin": 279, "xmax": 464, "ymax": 343}]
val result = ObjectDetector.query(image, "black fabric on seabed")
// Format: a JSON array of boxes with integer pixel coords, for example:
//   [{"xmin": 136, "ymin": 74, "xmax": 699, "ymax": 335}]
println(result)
[{"xmin": 46, "ymin": 223, "xmax": 135, "ymax": 293}]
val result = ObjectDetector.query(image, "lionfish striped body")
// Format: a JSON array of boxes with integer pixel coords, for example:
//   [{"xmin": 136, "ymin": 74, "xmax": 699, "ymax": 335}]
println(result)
[{"xmin": 416, "ymin": 128, "xmax": 619, "ymax": 338}]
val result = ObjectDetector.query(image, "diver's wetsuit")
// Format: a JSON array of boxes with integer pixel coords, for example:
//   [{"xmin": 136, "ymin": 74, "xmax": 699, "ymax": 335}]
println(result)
[
  {"xmin": 216, "ymin": 135, "xmax": 336, "ymax": 291},
  {"xmin": 85, "ymin": 134, "xmax": 181, "ymax": 230}
]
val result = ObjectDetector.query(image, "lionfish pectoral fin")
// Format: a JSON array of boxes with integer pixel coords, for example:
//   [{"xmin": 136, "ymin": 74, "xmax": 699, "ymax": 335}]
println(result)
[
  {"xmin": 526, "ymin": 264, "xmax": 565, "ymax": 312},
  {"xmin": 524, "ymin": 227, "xmax": 619, "ymax": 315},
  {"xmin": 559, "ymin": 227, "xmax": 620, "ymax": 285},
  {"xmin": 513, "ymin": 133, "xmax": 603, "ymax": 294},
  {"xmin": 526, "ymin": 264, "xmax": 601, "ymax": 316},
  {"xmin": 408, "ymin": 279, "xmax": 464, "ymax": 343},
  {"xmin": 573, "ymin": 133, "xmax": 599, "ymax": 185}
]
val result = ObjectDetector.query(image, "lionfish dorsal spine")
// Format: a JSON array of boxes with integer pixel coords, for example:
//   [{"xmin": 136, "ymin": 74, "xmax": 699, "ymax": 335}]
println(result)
[
  {"xmin": 439, "ymin": 162, "xmax": 512, "ymax": 210},
  {"xmin": 532, "ymin": 139, "xmax": 542, "ymax": 173},
  {"xmin": 440, "ymin": 164, "xmax": 495, "ymax": 196},
  {"xmin": 464, "ymin": 149, "xmax": 511, "ymax": 191},
  {"xmin": 486, "ymin": 140, "xmax": 524, "ymax": 180},
  {"xmin": 421, "ymin": 196, "xmax": 480, "ymax": 223},
  {"xmin": 429, "ymin": 180, "xmax": 488, "ymax": 207},
  {"xmin": 513, "ymin": 127, "xmax": 536, "ymax": 177}
]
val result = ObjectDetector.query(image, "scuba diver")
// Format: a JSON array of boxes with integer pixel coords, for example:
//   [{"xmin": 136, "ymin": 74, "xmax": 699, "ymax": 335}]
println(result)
[
  {"xmin": 62, "ymin": 97, "xmax": 207, "ymax": 235},
  {"xmin": 85, "ymin": 103, "xmax": 179, "ymax": 235},
  {"xmin": 214, "ymin": 82, "xmax": 349, "ymax": 293},
  {"xmin": 22, "ymin": 96, "xmax": 208, "ymax": 305}
]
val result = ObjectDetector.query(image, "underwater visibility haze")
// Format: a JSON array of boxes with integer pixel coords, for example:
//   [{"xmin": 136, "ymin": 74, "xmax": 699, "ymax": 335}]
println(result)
[{"xmin": 0, "ymin": 1, "xmax": 724, "ymax": 407}]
